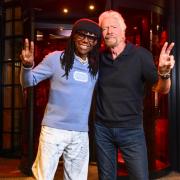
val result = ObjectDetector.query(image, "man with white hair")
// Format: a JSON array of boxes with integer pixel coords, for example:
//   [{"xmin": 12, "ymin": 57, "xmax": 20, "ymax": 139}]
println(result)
[{"xmin": 94, "ymin": 10, "xmax": 175, "ymax": 180}]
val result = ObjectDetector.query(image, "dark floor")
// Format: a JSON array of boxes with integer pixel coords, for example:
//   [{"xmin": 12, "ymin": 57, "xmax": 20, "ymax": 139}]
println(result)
[
  {"xmin": 0, "ymin": 157, "xmax": 180, "ymax": 180},
  {"xmin": 0, "ymin": 158, "xmax": 98, "ymax": 180}
]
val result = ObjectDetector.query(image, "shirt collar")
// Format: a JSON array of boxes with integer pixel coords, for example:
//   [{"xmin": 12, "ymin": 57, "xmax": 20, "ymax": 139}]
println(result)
[
  {"xmin": 104, "ymin": 42, "xmax": 135, "ymax": 59},
  {"xmin": 74, "ymin": 54, "xmax": 88, "ymax": 65}
]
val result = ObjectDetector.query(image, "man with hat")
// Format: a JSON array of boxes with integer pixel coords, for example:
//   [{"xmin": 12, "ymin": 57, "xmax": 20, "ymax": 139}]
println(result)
[{"xmin": 20, "ymin": 18, "xmax": 101, "ymax": 180}]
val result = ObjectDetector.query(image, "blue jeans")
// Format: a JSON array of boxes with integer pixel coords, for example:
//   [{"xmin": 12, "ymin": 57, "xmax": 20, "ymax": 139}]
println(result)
[{"xmin": 94, "ymin": 122, "xmax": 149, "ymax": 180}]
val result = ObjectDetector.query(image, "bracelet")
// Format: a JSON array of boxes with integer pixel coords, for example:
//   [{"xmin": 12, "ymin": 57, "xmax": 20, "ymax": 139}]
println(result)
[{"xmin": 158, "ymin": 70, "xmax": 171, "ymax": 80}]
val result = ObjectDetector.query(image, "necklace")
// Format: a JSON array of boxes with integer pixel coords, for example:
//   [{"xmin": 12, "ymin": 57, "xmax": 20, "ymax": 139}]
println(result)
[{"xmin": 75, "ymin": 54, "xmax": 88, "ymax": 64}]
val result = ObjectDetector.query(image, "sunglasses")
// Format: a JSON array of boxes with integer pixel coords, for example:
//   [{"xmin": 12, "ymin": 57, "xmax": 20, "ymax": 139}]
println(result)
[{"xmin": 76, "ymin": 31, "xmax": 98, "ymax": 44}]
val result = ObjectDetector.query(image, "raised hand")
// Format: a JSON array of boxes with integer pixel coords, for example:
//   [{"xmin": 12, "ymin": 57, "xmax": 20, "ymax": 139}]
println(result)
[
  {"xmin": 20, "ymin": 38, "xmax": 34, "ymax": 67},
  {"xmin": 158, "ymin": 42, "xmax": 175, "ymax": 75}
]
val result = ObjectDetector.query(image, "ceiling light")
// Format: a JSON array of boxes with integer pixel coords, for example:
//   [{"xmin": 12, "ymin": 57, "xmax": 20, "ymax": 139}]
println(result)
[
  {"xmin": 89, "ymin": 5, "xmax": 95, "ymax": 10},
  {"xmin": 63, "ymin": 8, "xmax": 68, "ymax": 14}
]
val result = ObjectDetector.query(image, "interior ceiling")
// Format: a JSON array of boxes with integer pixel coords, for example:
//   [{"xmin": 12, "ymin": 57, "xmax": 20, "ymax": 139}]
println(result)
[
  {"xmin": 27, "ymin": 0, "xmax": 107, "ymax": 22},
  {"xmin": 22, "ymin": 0, "xmax": 167, "ymax": 29}
]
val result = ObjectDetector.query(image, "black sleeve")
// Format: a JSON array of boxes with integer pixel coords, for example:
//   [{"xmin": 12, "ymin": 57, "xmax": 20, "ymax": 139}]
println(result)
[{"xmin": 139, "ymin": 47, "xmax": 158, "ymax": 85}]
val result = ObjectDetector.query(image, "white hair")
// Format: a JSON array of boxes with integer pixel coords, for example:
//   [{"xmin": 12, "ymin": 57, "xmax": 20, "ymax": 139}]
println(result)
[{"xmin": 98, "ymin": 10, "xmax": 126, "ymax": 31}]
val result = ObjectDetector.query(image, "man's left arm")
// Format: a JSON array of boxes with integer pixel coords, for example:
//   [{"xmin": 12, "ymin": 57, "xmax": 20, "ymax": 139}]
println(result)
[{"xmin": 153, "ymin": 42, "xmax": 175, "ymax": 94}]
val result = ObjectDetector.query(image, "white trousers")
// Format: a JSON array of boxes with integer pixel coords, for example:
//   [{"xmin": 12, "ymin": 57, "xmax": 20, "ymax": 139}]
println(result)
[{"xmin": 32, "ymin": 126, "xmax": 89, "ymax": 180}]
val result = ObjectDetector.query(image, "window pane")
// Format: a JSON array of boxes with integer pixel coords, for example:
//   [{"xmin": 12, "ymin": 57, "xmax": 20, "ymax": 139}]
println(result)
[
  {"xmin": 5, "ymin": 22, "xmax": 12, "ymax": 36},
  {"xmin": 15, "ymin": 21, "xmax": 22, "ymax": 35},
  {"xmin": 3, "ymin": 110, "xmax": 12, "ymax": 131},
  {"xmin": 14, "ymin": 133, "xmax": 21, "ymax": 149},
  {"xmin": 14, "ymin": 62, "xmax": 21, "ymax": 84},
  {"xmin": 15, "ymin": 7, "xmax": 22, "ymax": 19},
  {"xmin": 3, "ymin": 134, "xmax": 11, "ymax": 149},
  {"xmin": 14, "ymin": 38, "xmax": 23, "ymax": 61},
  {"xmin": 2, "ymin": 63, "xmax": 12, "ymax": 84},
  {"xmin": 5, "ymin": 8, "xmax": 12, "ymax": 21},
  {"xmin": 5, "ymin": 39, "xmax": 13, "ymax": 61},
  {"xmin": 14, "ymin": 87, "xmax": 23, "ymax": 108},
  {"xmin": 3, "ymin": 87, "xmax": 12, "ymax": 108},
  {"xmin": 14, "ymin": 110, "xmax": 22, "ymax": 132}
]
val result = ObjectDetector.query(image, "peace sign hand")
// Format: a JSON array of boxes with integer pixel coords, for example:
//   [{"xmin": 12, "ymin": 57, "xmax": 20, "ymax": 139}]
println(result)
[
  {"xmin": 20, "ymin": 38, "xmax": 34, "ymax": 67},
  {"xmin": 158, "ymin": 42, "xmax": 175, "ymax": 75}
]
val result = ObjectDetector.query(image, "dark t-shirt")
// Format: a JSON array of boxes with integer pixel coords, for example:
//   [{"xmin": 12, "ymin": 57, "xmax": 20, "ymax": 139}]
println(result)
[{"xmin": 96, "ymin": 42, "xmax": 158, "ymax": 128}]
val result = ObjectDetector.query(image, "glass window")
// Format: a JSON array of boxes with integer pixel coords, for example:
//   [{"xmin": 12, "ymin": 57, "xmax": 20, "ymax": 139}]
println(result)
[
  {"xmin": 14, "ymin": 38, "xmax": 22, "ymax": 86},
  {"xmin": 5, "ymin": 8, "xmax": 12, "ymax": 21},
  {"xmin": 1, "ymin": 0, "xmax": 23, "ymax": 155},
  {"xmin": 3, "ymin": 110, "xmax": 12, "ymax": 131},
  {"xmin": 14, "ymin": 110, "xmax": 22, "ymax": 132},
  {"xmin": 2, "ymin": 63, "xmax": 12, "ymax": 84},
  {"xmin": 3, "ymin": 87, "xmax": 12, "ymax": 108},
  {"xmin": 3, "ymin": 134, "xmax": 11, "ymax": 149},
  {"xmin": 13, "ymin": 133, "xmax": 21, "ymax": 149},
  {"xmin": 14, "ymin": 87, "xmax": 23, "ymax": 108},
  {"xmin": 14, "ymin": 38, "xmax": 22, "ymax": 61},
  {"xmin": 14, "ymin": 62, "xmax": 21, "ymax": 84},
  {"xmin": 5, "ymin": 22, "xmax": 12, "ymax": 36},
  {"xmin": 15, "ymin": 20, "xmax": 22, "ymax": 35},
  {"xmin": 15, "ymin": 7, "xmax": 22, "ymax": 19},
  {"xmin": 5, "ymin": 39, "xmax": 13, "ymax": 61}
]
